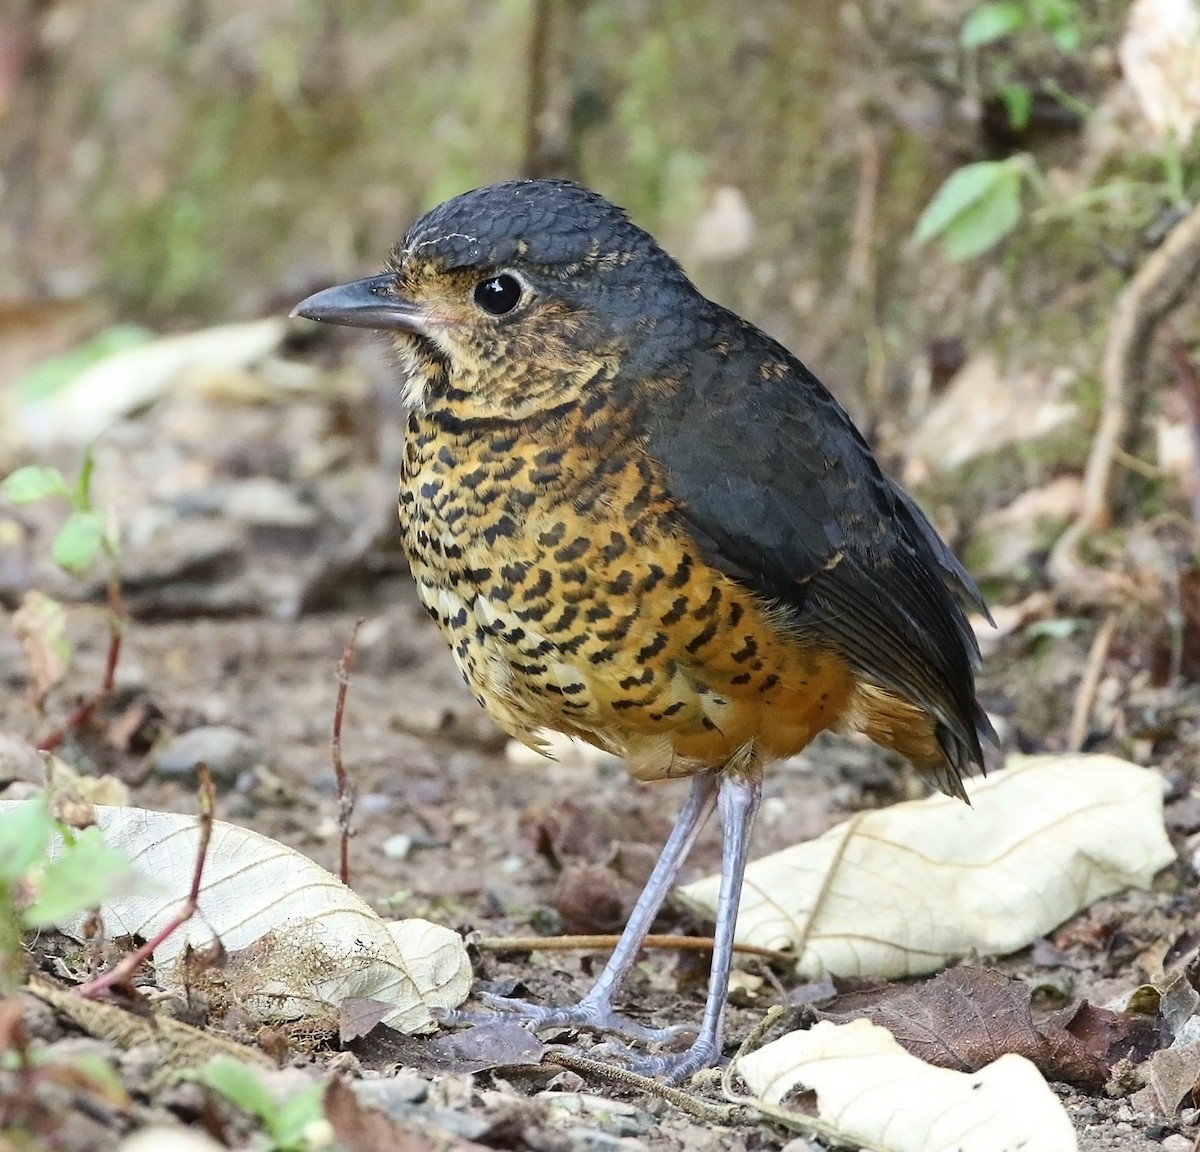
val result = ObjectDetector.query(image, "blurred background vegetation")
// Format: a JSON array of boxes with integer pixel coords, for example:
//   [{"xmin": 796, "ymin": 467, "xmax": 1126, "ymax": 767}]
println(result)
[{"xmin": 2, "ymin": 0, "xmax": 1198, "ymax": 563}]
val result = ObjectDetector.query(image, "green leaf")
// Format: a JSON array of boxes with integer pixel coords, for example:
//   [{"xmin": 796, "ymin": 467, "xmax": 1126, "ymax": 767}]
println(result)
[
  {"xmin": 1, "ymin": 466, "xmax": 70, "ymax": 505},
  {"xmin": 51, "ymin": 510, "xmax": 104, "ymax": 575},
  {"xmin": 1031, "ymin": 0, "xmax": 1080, "ymax": 50},
  {"xmin": 914, "ymin": 159, "xmax": 1025, "ymax": 259},
  {"xmin": 0, "ymin": 799, "xmax": 53, "ymax": 882},
  {"xmin": 1001, "ymin": 82, "xmax": 1033, "ymax": 131},
  {"xmin": 1048, "ymin": 20, "xmax": 1079, "ymax": 52},
  {"xmin": 961, "ymin": 2, "xmax": 1026, "ymax": 48},
  {"xmin": 25, "ymin": 825, "xmax": 130, "ymax": 926},
  {"xmin": 270, "ymin": 1083, "xmax": 326, "ymax": 1146},
  {"xmin": 193, "ymin": 1059, "xmax": 279, "ymax": 1123}
]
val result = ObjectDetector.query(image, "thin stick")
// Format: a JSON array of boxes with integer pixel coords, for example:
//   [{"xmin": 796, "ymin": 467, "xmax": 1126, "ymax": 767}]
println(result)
[
  {"xmin": 541, "ymin": 1048, "xmax": 741, "ymax": 1123},
  {"xmin": 77, "ymin": 765, "xmax": 215, "ymax": 998},
  {"xmin": 332, "ymin": 619, "xmax": 362, "ymax": 886},
  {"xmin": 476, "ymin": 933, "xmax": 791, "ymax": 963},
  {"xmin": 1051, "ymin": 201, "xmax": 1200, "ymax": 590},
  {"xmin": 1067, "ymin": 615, "xmax": 1118, "ymax": 752}
]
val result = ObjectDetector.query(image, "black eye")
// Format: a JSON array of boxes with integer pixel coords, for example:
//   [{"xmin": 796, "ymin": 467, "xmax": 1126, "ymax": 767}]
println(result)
[{"xmin": 473, "ymin": 274, "xmax": 523, "ymax": 316}]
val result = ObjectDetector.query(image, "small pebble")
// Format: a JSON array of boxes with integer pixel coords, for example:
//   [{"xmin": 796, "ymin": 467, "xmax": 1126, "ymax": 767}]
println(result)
[
  {"xmin": 382, "ymin": 832, "xmax": 413, "ymax": 860},
  {"xmin": 154, "ymin": 725, "xmax": 264, "ymax": 784},
  {"xmin": 357, "ymin": 792, "xmax": 395, "ymax": 816},
  {"xmin": 1161, "ymin": 1135, "xmax": 1193, "ymax": 1152},
  {"xmin": 356, "ymin": 1073, "xmax": 429, "ymax": 1105},
  {"xmin": 222, "ymin": 477, "xmax": 319, "ymax": 528},
  {"xmin": 0, "ymin": 731, "xmax": 43, "ymax": 784},
  {"xmin": 116, "ymin": 1128, "xmax": 225, "ymax": 1152}
]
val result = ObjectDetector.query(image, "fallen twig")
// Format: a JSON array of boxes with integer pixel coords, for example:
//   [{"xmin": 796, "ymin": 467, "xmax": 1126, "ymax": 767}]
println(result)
[
  {"xmin": 331, "ymin": 619, "xmax": 362, "ymax": 886},
  {"xmin": 1051, "ymin": 200, "xmax": 1200, "ymax": 593},
  {"xmin": 476, "ymin": 933, "xmax": 792, "ymax": 963},
  {"xmin": 541, "ymin": 1048, "xmax": 742, "ymax": 1123},
  {"xmin": 1067, "ymin": 615, "xmax": 1119, "ymax": 752}
]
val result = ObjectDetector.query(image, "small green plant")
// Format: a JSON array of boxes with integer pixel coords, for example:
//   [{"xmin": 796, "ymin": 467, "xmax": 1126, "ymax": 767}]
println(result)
[
  {"xmin": 0, "ymin": 796, "xmax": 131, "ymax": 987},
  {"xmin": 2, "ymin": 446, "xmax": 128, "ymax": 749},
  {"xmin": 192, "ymin": 1059, "xmax": 330, "ymax": 1152},
  {"xmin": 916, "ymin": 2, "xmax": 1198, "ymax": 260},
  {"xmin": 962, "ymin": 0, "xmax": 1083, "ymax": 131},
  {"xmin": 962, "ymin": 0, "xmax": 1081, "ymax": 53},
  {"xmin": 2, "ymin": 448, "xmax": 116, "ymax": 579}
]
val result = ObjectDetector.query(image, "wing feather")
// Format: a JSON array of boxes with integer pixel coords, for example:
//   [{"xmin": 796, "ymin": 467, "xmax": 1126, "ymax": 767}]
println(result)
[{"xmin": 638, "ymin": 308, "xmax": 993, "ymax": 784}]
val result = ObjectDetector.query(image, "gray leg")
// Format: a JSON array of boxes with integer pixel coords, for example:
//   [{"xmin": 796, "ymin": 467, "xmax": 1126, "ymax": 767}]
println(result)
[
  {"xmin": 442, "ymin": 771, "xmax": 721, "ymax": 1043},
  {"xmin": 598, "ymin": 767, "xmax": 763, "ymax": 1082}
]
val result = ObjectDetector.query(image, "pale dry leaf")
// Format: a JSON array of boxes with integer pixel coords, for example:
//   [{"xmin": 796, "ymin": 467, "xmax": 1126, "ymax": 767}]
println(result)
[
  {"xmin": 679, "ymin": 754, "xmax": 1175, "ymax": 980},
  {"xmin": 1119, "ymin": 0, "xmax": 1200, "ymax": 145},
  {"xmin": 739, "ymin": 1018, "xmax": 1077, "ymax": 1152},
  {"xmin": 12, "ymin": 804, "xmax": 470, "ymax": 1033},
  {"xmin": 12, "ymin": 590, "xmax": 69, "ymax": 707},
  {"xmin": 16, "ymin": 319, "xmax": 287, "ymax": 447},
  {"xmin": 904, "ymin": 353, "xmax": 1079, "ymax": 485},
  {"xmin": 116, "ymin": 1128, "xmax": 226, "ymax": 1152},
  {"xmin": 42, "ymin": 752, "xmax": 130, "ymax": 806}
]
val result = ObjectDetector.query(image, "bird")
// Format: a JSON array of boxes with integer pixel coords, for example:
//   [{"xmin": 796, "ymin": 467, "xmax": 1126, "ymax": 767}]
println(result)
[{"xmin": 292, "ymin": 178, "xmax": 993, "ymax": 1083}]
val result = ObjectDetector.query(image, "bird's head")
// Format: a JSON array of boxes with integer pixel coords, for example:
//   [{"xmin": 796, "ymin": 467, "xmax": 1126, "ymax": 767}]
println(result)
[{"xmin": 292, "ymin": 180, "xmax": 698, "ymax": 420}]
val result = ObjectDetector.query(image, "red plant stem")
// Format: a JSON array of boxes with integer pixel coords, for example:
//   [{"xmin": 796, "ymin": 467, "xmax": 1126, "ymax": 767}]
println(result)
[
  {"xmin": 37, "ymin": 574, "xmax": 125, "ymax": 752},
  {"xmin": 77, "ymin": 765, "xmax": 214, "ymax": 998}
]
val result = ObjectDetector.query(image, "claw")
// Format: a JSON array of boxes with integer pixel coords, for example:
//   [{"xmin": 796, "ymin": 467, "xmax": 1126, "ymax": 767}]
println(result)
[{"xmin": 589, "ymin": 1036, "xmax": 720, "ymax": 1085}]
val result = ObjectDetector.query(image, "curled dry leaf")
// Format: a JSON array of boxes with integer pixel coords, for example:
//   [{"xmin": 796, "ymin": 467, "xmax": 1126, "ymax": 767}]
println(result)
[
  {"xmin": 1149, "ymin": 1019, "xmax": 1200, "ymax": 1115},
  {"xmin": 20, "ymin": 804, "xmax": 471, "ymax": 1033},
  {"xmin": 679, "ymin": 754, "xmax": 1175, "ymax": 980},
  {"xmin": 739, "ymin": 1018, "xmax": 1077, "ymax": 1152},
  {"xmin": 12, "ymin": 590, "xmax": 69, "ymax": 709}
]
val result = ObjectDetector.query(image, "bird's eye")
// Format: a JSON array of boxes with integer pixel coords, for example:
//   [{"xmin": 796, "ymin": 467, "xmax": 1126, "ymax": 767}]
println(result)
[{"xmin": 473, "ymin": 274, "xmax": 523, "ymax": 316}]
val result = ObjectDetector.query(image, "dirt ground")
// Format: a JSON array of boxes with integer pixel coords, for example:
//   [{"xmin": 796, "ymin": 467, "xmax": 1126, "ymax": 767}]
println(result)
[{"xmin": 2, "ymin": 323, "xmax": 1200, "ymax": 1152}]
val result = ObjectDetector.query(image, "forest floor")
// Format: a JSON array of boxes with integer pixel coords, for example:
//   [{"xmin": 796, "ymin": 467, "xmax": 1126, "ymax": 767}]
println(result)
[{"xmin": 3, "ymin": 315, "xmax": 1200, "ymax": 1152}]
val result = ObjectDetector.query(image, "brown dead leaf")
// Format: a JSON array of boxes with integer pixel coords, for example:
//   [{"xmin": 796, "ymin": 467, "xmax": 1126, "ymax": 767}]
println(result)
[
  {"xmin": 552, "ymin": 861, "xmax": 639, "ymax": 935},
  {"xmin": 107, "ymin": 697, "xmax": 165, "ymax": 756},
  {"xmin": 12, "ymin": 590, "xmax": 69, "ymax": 709},
  {"xmin": 346, "ymin": 1019, "xmax": 546, "ymax": 1076},
  {"xmin": 817, "ymin": 967, "xmax": 1164, "ymax": 1087},
  {"xmin": 414, "ymin": 1022, "xmax": 546, "ymax": 1074},
  {"xmin": 340, "ymin": 997, "xmax": 393, "ymax": 1044},
  {"xmin": 1058, "ymin": 999, "xmax": 1167, "ymax": 1069},
  {"xmin": 1149, "ymin": 1039, "xmax": 1200, "ymax": 1115},
  {"xmin": 323, "ymin": 1078, "xmax": 435, "ymax": 1152}
]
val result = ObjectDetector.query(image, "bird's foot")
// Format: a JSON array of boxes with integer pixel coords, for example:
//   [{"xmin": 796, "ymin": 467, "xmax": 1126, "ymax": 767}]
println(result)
[
  {"xmin": 437, "ymin": 991, "xmax": 690, "ymax": 1047},
  {"xmin": 585, "ymin": 1034, "xmax": 719, "ymax": 1085}
]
